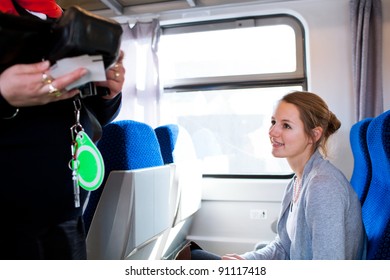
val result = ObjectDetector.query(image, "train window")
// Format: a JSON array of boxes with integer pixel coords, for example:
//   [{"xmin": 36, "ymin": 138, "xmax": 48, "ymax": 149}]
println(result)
[{"xmin": 159, "ymin": 15, "xmax": 305, "ymax": 176}]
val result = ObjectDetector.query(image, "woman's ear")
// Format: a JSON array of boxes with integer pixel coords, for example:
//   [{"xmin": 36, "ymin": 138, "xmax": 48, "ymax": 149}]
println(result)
[{"xmin": 312, "ymin": 127, "xmax": 323, "ymax": 142}]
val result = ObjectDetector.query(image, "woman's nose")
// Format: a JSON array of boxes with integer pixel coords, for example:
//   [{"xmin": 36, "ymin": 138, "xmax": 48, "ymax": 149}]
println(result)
[{"xmin": 269, "ymin": 125, "xmax": 279, "ymax": 137}]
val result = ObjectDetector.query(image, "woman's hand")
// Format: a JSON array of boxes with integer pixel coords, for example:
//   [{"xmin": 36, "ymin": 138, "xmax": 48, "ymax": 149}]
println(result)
[
  {"xmin": 0, "ymin": 60, "xmax": 88, "ymax": 107},
  {"xmin": 221, "ymin": 254, "xmax": 245, "ymax": 260},
  {"xmin": 95, "ymin": 50, "xmax": 125, "ymax": 100}
]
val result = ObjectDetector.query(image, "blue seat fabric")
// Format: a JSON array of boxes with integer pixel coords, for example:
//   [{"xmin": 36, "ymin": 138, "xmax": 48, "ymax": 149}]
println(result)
[
  {"xmin": 155, "ymin": 124, "xmax": 179, "ymax": 164},
  {"xmin": 362, "ymin": 110, "xmax": 390, "ymax": 259},
  {"xmin": 349, "ymin": 118, "xmax": 373, "ymax": 204}
]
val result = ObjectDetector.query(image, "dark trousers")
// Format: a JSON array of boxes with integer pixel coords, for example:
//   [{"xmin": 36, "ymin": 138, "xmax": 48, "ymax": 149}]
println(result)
[
  {"xmin": 0, "ymin": 216, "xmax": 87, "ymax": 260},
  {"xmin": 191, "ymin": 249, "xmax": 222, "ymax": 260}
]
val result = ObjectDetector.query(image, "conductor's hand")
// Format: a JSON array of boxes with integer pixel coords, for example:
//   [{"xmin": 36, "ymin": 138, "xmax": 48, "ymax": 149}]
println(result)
[{"xmin": 0, "ymin": 60, "xmax": 88, "ymax": 107}]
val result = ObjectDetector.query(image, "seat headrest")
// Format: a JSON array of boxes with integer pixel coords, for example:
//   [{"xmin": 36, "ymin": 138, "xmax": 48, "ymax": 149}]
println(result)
[
  {"xmin": 155, "ymin": 124, "xmax": 179, "ymax": 164},
  {"xmin": 98, "ymin": 120, "xmax": 164, "ymax": 173}
]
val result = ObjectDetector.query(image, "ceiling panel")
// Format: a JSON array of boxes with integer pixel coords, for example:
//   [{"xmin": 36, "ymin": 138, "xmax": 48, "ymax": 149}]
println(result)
[
  {"xmin": 57, "ymin": 0, "xmax": 181, "ymax": 12},
  {"xmin": 57, "ymin": 0, "xmax": 106, "ymax": 11},
  {"xmin": 56, "ymin": 0, "xmax": 288, "ymax": 15}
]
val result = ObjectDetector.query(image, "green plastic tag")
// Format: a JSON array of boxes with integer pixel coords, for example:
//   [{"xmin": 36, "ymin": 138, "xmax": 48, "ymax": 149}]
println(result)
[{"xmin": 75, "ymin": 131, "xmax": 105, "ymax": 191}]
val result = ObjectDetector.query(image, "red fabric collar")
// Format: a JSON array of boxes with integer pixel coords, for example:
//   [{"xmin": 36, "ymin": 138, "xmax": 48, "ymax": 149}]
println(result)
[
  {"xmin": 0, "ymin": 0, "xmax": 62, "ymax": 18},
  {"xmin": 0, "ymin": 0, "xmax": 18, "ymax": 15}
]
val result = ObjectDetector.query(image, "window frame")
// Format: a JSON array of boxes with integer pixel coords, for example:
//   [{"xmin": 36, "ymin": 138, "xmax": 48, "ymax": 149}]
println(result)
[{"xmin": 161, "ymin": 14, "xmax": 307, "ymax": 92}]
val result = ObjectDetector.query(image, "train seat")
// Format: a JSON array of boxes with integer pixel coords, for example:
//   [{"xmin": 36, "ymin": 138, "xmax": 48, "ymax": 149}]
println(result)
[
  {"xmin": 349, "ymin": 117, "xmax": 373, "ymax": 204},
  {"xmin": 362, "ymin": 110, "xmax": 390, "ymax": 259},
  {"xmin": 84, "ymin": 120, "xmax": 175, "ymax": 259},
  {"xmin": 155, "ymin": 124, "xmax": 179, "ymax": 164},
  {"xmin": 154, "ymin": 124, "xmax": 202, "ymax": 258}
]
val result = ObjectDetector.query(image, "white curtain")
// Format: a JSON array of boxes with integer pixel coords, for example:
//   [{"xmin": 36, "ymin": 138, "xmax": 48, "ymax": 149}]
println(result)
[
  {"xmin": 350, "ymin": 0, "xmax": 383, "ymax": 121},
  {"xmin": 115, "ymin": 19, "xmax": 161, "ymax": 127}
]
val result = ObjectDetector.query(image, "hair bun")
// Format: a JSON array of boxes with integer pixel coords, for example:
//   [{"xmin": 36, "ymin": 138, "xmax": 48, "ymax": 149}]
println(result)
[{"xmin": 326, "ymin": 111, "xmax": 341, "ymax": 136}]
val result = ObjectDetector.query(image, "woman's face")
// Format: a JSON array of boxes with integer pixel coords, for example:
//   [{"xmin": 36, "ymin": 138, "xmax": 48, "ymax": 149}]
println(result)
[{"xmin": 269, "ymin": 101, "xmax": 312, "ymax": 161}]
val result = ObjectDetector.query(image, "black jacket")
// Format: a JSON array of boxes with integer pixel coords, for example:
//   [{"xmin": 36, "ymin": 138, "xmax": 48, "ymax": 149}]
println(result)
[{"xmin": 0, "ymin": 93, "xmax": 121, "ymax": 232}]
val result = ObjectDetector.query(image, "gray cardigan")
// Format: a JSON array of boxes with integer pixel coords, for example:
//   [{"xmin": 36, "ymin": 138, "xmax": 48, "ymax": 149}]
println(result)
[{"xmin": 241, "ymin": 151, "xmax": 365, "ymax": 260}]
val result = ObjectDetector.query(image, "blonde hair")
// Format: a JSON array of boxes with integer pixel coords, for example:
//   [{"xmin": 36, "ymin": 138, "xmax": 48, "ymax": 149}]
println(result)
[{"xmin": 281, "ymin": 91, "xmax": 341, "ymax": 157}]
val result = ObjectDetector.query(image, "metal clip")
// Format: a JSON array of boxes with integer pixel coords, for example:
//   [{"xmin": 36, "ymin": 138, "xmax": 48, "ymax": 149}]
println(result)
[{"xmin": 71, "ymin": 97, "xmax": 84, "ymax": 141}]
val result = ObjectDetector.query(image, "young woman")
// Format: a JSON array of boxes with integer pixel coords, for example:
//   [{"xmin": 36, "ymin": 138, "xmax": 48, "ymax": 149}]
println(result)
[{"xmin": 192, "ymin": 91, "xmax": 365, "ymax": 260}]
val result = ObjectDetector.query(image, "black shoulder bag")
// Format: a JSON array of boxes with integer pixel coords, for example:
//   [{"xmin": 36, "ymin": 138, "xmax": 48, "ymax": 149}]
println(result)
[{"xmin": 0, "ymin": 5, "xmax": 123, "ymax": 73}]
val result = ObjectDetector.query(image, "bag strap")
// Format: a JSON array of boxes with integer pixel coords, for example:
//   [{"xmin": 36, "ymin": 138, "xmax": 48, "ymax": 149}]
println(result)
[{"xmin": 84, "ymin": 104, "xmax": 102, "ymax": 143}]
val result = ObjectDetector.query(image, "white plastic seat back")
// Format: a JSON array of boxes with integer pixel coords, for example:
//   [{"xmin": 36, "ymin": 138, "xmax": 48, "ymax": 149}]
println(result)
[{"xmin": 86, "ymin": 165, "xmax": 172, "ymax": 260}]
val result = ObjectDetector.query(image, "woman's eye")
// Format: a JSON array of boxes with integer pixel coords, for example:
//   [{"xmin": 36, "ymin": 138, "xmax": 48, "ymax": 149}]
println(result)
[{"xmin": 283, "ymin": 123, "xmax": 291, "ymax": 129}]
